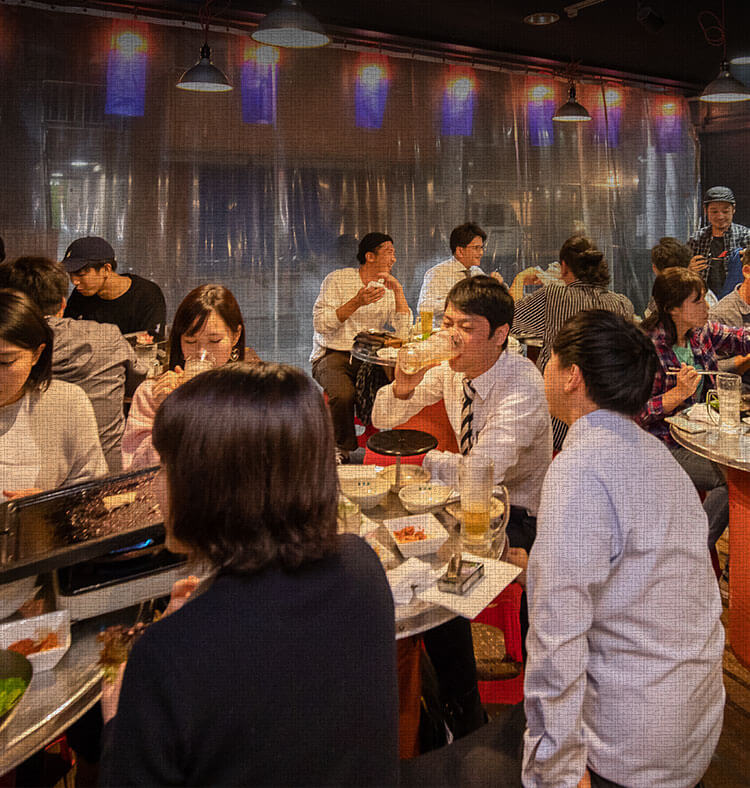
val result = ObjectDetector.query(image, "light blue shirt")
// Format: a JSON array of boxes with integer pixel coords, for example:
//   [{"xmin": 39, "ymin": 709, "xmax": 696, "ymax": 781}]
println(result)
[{"xmin": 523, "ymin": 409, "xmax": 725, "ymax": 788}]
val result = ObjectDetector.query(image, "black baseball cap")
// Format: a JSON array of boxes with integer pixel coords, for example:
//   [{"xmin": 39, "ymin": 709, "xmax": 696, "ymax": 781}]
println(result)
[
  {"xmin": 61, "ymin": 236, "xmax": 115, "ymax": 272},
  {"xmin": 357, "ymin": 232, "xmax": 393, "ymax": 264},
  {"xmin": 703, "ymin": 186, "xmax": 736, "ymax": 205}
]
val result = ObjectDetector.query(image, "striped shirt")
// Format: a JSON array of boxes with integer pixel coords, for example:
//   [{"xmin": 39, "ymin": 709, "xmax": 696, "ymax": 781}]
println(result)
[{"xmin": 512, "ymin": 280, "xmax": 635, "ymax": 372}]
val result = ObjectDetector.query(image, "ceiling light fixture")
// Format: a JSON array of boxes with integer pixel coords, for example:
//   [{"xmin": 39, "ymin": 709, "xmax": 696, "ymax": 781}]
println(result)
[
  {"xmin": 553, "ymin": 81, "xmax": 592, "ymax": 121},
  {"xmin": 563, "ymin": 0, "xmax": 607, "ymax": 19},
  {"xmin": 729, "ymin": 55, "xmax": 750, "ymax": 65},
  {"xmin": 523, "ymin": 12, "xmax": 560, "ymax": 25},
  {"xmin": 698, "ymin": 2, "xmax": 750, "ymax": 102},
  {"xmin": 252, "ymin": 0, "xmax": 330, "ymax": 49},
  {"xmin": 177, "ymin": 0, "xmax": 233, "ymax": 92}
]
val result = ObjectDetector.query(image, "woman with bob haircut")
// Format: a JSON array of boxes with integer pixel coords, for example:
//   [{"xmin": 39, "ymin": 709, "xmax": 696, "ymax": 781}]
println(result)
[
  {"xmin": 122, "ymin": 284, "xmax": 258, "ymax": 469},
  {"xmin": 101, "ymin": 362, "xmax": 399, "ymax": 787},
  {"xmin": 638, "ymin": 266, "xmax": 750, "ymax": 549},
  {"xmin": 0, "ymin": 288, "xmax": 106, "ymax": 498}
]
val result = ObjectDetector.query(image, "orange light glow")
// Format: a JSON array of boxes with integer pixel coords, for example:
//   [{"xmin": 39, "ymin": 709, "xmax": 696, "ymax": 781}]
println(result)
[
  {"xmin": 358, "ymin": 63, "xmax": 388, "ymax": 87},
  {"xmin": 529, "ymin": 84, "xmax": 554, "ymax": 101},
  {"xmin": 446, "ymin": 76, "xmax": 476, "ymax": 101},
  {"xmin": 659, "ymin": 100, "xmax": 679, "ymax": 116},
  {"xmin": 112, "ymin": 32, "xmax": 147, "ymax": 56},
  {"xmin": 603, "ymin": 88, "xmax": 622, "ymax": 107},
  {"xmin": 243, "ymin": 44, "xmax": 280, "ymax": 65}
]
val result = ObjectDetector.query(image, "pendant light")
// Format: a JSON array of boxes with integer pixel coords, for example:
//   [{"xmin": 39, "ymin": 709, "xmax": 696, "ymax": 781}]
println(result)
[
  {"xmin": 700, "ymin": 60, "xmax": 750, "ymax": 103},
  {"xmin": 698, "ymin": 1, "xmax": 750, "ymax": 103},
  {"xmin": 553, "ymin": 81, "xmax": 591, "ymax": 121},
  {"xmin": 177, "ymin": 0, "xmax": 233, "ymax": 92},
  {"xmin": 252, "ymin": 0, "xmax": 330, "ymax": 49}
]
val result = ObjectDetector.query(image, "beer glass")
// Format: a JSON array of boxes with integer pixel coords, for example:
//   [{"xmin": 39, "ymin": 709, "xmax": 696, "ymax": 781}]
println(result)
[
  {"xmin": 398, "ymin": 330, "xmax": 462, "ymax": 375},
  {"xmin": 707, "ymin": 372, "xmax": 741, "ymax": 434},
  {"xmin": 459, "ymin": 455, "xmax": 495, "ymax": 549}
]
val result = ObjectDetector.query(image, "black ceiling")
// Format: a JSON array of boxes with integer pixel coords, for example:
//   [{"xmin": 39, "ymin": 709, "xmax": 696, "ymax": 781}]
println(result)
[{"xmin": 61, "ymin": 0, "xmax": 750, "ymax": 88}]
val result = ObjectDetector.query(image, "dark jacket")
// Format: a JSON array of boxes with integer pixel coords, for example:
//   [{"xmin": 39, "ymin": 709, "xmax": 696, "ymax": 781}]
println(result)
[{"xmin": 100, "ymin": 535, "xmax": 400, "ymax": 787}]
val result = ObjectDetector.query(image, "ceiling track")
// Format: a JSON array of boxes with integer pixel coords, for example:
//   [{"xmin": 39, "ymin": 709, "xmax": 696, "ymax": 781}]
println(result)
[{"xmin": 1, "ymin": 0, "xmax": 702, "ymax": 94}]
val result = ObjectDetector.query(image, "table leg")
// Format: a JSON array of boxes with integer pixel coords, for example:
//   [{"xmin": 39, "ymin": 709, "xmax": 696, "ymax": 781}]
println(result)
[
  {"xmin": 395, "ymin": 457, "xmax": 402, "ymax": 490},
  {"xmin": 726, "ymin": 467, "xmax": 750, "ymax": 670}
]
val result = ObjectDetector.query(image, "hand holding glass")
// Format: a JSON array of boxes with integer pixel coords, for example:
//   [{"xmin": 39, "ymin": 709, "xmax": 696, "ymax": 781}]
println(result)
[
  {"xmin": 182, "ymin": 350, "xmax": 217, "ymax": 381},
  {"xmin": 398, "ymin": 330, "xmax": 462, "ymax": 375}
]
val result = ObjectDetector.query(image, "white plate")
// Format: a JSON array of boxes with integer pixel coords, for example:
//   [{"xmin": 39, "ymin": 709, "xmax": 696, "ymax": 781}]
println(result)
[
  {"xmin": 0, "ymin": 610, "xmax": 71, "ymax": 671},
  {"xmin": 385, "ymin": 513, "xmax": 449, "ymax": 558},
  {"xmin": 399, "ymin": 482, "xmax": 453, "ymax": 513},
  {"xmin": 377, "ymin": 464, "xmax": 431, "ymax": 492}
]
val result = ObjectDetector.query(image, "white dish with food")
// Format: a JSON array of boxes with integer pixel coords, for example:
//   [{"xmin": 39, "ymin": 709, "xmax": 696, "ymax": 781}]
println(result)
[
  {"xmin": 0, "ymin": 610, "xmax": 71, "ymax": 672},
  {"xmin": 398, "ymin": 482, "xmax": 452, "ymax": 514},
  {"xmin": 337, "ymin": 466, "xmax": 390, "ymax": 510},
  {"xmin": 377, "ymin": 464, "xmax": 431, "ymax": 492},
  {"xmin": 0, "ymin": 575, "xmax": 37, "ymax": 621},
  {"xmin": 385, "ymin": 513, "xmax": 449, "ymax": 558}
]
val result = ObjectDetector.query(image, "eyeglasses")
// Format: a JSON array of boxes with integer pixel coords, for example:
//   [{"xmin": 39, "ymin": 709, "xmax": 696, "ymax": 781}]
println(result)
[{"xmin": 466, "ymin": 244, "xmax": 484, "ymax": 251}]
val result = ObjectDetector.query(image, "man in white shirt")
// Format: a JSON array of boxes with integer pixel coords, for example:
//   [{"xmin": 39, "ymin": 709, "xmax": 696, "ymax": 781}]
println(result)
[
  {"xmin": 374, "ymin": 274, "xmax": 551, "ymax": 551},
  {"xmin": 417, "ymin": 222, "xmax": 488, "ymax": 327},
  {"xmin": 523, "ymin": 310, "xmax": 724, "ymax": 788},
  {"xmin": 311, "ymin": 232, "xmax": 411, "ymax": 460}
]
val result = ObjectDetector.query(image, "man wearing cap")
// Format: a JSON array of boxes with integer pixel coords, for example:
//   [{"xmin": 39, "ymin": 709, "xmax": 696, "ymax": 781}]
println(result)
[
  {"xmin": 62, "ymin": 236, "xmax": 166, "ymax": 339},
  {"xmin": 688, "ymin": 186, "xmax": 750, "ymax": 297},
  {"xmin": 311, "ymin": 232, "xmax": 411, "ymax": 461}
]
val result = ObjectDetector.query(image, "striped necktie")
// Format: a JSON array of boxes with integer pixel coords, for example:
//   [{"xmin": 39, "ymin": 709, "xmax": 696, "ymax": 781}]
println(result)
[{"xmin": 460, "ymin": 378, "xmax": 476, "ymax": 455}]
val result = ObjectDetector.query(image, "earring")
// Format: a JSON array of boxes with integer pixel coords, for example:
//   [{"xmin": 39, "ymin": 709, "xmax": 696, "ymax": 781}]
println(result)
[{"xmin": 230, "ymin": 347, "xmax": 240, "ymax": 361}]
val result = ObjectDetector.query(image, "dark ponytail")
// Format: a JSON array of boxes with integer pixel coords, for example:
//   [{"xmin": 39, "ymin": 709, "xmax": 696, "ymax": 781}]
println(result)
[{"xmin": 560, "ymin": 235, "xmax": 610, "ymax": 287}]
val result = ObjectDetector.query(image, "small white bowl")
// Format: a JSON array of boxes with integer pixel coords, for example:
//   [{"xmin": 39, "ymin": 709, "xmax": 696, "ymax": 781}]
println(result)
[
  {"xmin": 386, "ymin": 513, "xmax": 449, "ymax": 558},
  {"xmin": 0, "ymin": 610, "xmax": 71, "ymax": 672},
  {"xmin": 399, "ymin": 482, "xmax": 452, "ymax": 514},
  {"xmin": 0, "ymin": 576, "xmax": 37, "ymax": 621},
  {"xmin": 377, "ymin": 464, "xmax": 431, "ymax": 492},
  {"xmin": 337, "ymin": 466, "xmax": 390, "ymax": 510}
]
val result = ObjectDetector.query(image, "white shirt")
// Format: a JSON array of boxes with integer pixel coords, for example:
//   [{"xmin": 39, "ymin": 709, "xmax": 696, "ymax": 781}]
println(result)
[
  {"xmin": 310, "ymin": 268, "xmax": 411, "ymax": 362},
  {"xmin": 417, "ymin": 257, "xmax": 484, "ymax": 325},
  {"xmin": 371, "ymin": 351, "xmax": 552, "ymax": 515},
  {"xmin": 523, "ymin": 409, "xmax": 725, "ymax": 788}
]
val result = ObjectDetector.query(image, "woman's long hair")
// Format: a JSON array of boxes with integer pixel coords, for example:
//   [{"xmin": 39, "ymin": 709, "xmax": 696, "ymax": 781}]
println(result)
[
  {"xmin": 153, "ymin": 362, "xmax": 339, "ymax": 574},
  {"xmin": 0, "ymin": 288, "xmax": 53, "ymax": 393},
  {"xmin": 642, "ymin": 267, "xmax": 706, "ymax": 345}
]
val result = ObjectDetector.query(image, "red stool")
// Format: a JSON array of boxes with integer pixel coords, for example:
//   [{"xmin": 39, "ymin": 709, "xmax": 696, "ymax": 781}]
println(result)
[{"xmin": 473, "ymin": 582, "xmax": 525, "ymax": 705}]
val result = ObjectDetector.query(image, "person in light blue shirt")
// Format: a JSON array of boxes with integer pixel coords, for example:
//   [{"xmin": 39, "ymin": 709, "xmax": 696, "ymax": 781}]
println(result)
[{"xmin": 523, "ymin": 310, "xmax": 724, "ymax": 788}]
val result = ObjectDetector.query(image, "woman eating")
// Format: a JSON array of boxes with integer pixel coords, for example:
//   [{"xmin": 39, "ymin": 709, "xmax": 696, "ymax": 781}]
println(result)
[
  {"xmin": 639, "ymin": 266, "xmax": 750, "ymax": 548},
  {"xmin": 122, "ymin": 284, "xmax": 254, "ymax": 469},
  {"xmin": 0, "ymin": 288, "xmax": 106, "ymax": 498},
  {"xmin": 101, "ymin": 363, "xmax": 399, "ymax": 786}
]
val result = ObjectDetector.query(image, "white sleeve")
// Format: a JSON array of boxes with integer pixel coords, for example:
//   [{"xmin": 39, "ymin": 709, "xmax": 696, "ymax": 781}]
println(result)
[
  {"xmin": 417, "ymin": 267, "xmax": 446, "ymax": 318},
  {"xmin": 371, "ymin": 366, "xmax": 446, "ymax": 430},
  {"xmin": 522, "ymin": 458, "xmax": 614, "ymax": 788},
  {"xmin": 312, "ymin": 272, "xmax": 346, "ymax": 337}
]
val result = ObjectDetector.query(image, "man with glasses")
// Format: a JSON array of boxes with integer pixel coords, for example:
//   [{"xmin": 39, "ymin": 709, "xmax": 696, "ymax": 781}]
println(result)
[{"xmin": 418, "ymin": 222, "xmax": 490, "ymax": 328}]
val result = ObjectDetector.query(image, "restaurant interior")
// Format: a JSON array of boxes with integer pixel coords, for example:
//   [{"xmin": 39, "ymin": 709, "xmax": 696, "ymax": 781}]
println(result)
[{"xmin": 1, "ymin": 0, "xmax": 750, "ymax": 785}]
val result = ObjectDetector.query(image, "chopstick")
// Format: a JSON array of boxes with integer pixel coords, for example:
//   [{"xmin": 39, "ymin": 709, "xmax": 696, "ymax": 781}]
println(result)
[{"xmin": 666, "ymin": 368, "xmax": 715, "ymax": 376}]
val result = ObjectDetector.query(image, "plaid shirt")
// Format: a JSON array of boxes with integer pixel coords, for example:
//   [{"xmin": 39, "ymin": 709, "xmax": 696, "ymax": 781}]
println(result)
[
  {"xmin": 687, "ymin": 223, "xmax": 750, "ymax": 281},
  {"xmin": 637, "ymin": 321, "xmax": 750, "ymax": 445}
]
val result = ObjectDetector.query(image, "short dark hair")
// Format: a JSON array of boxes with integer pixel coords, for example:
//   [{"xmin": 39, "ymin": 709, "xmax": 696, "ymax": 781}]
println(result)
[
  {"xmin": 357, "ymin": 232, "xmax": 393, "ymax": 264},
  {"xmin": 449, "ymin": 222, "xmax": 486, "ymax": 254},
  {"xmin": 0, "ymin": 288, "xmax": 53, "ymax": 393},
  {"xmin": 152, "ymin": 362, "xmax": 339, "ymax": 574},
  {"xmin": 642, "ymin": 267, "xmax": 706, "ymax": 345},
  {"xmin": 168, "ymin": 285, "xmax": 246, "ymax": 371},
  {"xmin": 552, "ymin": 310, "xmax": 658, "ymax": 416},
  {"xmin": 446, "ymin": 275, "xmax": 513, "ymax": 346},
  {"xmin": 0, "ymin": 257, "xmax": 69, "ymax": 315},
  {"xmin": 651, "ymin": 237, "xmax": 691, "ymax": 272},
  {"xmin": 559, "ymin": 235, "xmax": 610, "ymax": 287}
]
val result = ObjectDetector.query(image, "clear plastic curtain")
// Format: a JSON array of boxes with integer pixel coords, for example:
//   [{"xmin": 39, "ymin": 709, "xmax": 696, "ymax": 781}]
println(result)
[{"xmin": 0, "ymin": 5, "xmax": 699, "ymax": 369}]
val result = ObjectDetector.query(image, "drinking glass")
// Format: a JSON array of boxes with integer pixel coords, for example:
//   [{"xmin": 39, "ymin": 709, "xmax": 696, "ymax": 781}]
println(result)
[
  {"xmin": 337, "ymin": 496, "xmax": 361, "ymax": 535},
  {"xmin": 397, "ymin": 330, "xmax": 462, "ymax": 375},
  {"xmin": 419, "ymin": 309, "xmax": 434, "ymax": 339},
  {"xmin": 182, "ymin": 350, "xmax": 217, "ymax": 381},
  {"xmin": 707, "ymin": 372, "xmax": 741, "ymax": 434},
  {"xmin": 459, "ymin": 455, "xmax": 495, "ymax": 549}
]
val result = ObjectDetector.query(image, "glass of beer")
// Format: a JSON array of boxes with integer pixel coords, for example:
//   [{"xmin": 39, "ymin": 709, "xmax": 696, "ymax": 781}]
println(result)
[
  {"xmin": 182, "ymin": 350, "xmax": 217, "ymax": 381},
  {"xmin": 459, "ymin": 454, "xmax": 495, "ymax": 550},
  {"xmin": 419, "ymin": 309, "xmax": 433, "ymax": 340},
  {"xmin": 397, "ymin": 330, "xmax": 462, "ymax": 375}
]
